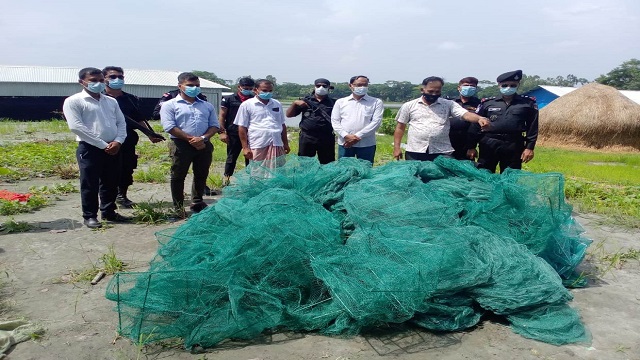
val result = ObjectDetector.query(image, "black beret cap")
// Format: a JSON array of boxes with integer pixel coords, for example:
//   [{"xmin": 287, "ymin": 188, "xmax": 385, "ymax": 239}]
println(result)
[
  {"xmin": 496, "ymin": 70, "xmax": 523, "ymax": 83},
  {"xmin": 314, "ymin": 78, "xmax": 331, "ymax": 86}
]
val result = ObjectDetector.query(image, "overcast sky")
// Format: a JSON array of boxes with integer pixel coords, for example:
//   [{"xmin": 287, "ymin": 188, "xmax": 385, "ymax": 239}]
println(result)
[{"xmin": 1, "ymin": 0, "xmax": 639, "ymax": 84}]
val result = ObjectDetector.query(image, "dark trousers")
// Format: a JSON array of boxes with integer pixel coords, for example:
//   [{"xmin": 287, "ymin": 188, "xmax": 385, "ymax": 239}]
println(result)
[
  {"xmin": 119, "ymin": 130, "xmax": 139, "ymax": 189},
  {"xmin": 76, "ymin": 141, "xmax": 120, "ymax": 219},
  {"xmin": 450, "ymin": 132, "xmax": 470, "ymax": 161},
  {"xmin": 477, "ymin": 138, "xmax": 524, "ymax": 173},
  {"xmin": 298, "ymin": 132, "xmax": 335, "ymax": 164},
  {"xmin": 338, "ymin": 145, "xmax": 376, "ymax": 163},
  {"xmin": 224, "ymin": 132, "xmax": 248, "ymax": 177},
  {"xmin": 169, "ymin": 139, "xmax": 213, "ymax": 208},
  {"xmin": 405, "ymin": 151, "xmax": 453, "ymax": 161}
]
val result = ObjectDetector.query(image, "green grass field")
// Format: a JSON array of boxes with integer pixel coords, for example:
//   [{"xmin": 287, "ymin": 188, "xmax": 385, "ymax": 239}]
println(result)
[{"xmin": 0, "ymin": 121, "xmax": 638, "ymax": 227}]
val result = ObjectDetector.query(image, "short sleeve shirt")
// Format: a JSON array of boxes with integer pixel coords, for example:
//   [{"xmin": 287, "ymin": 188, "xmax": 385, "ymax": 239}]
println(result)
[
  {"xmin": 395, "ymin": 97, "xmax": 468, "ymax": 153},
  {"xmin": 234, "ymin": 97, "xmax": 286, "ymax": 149}
]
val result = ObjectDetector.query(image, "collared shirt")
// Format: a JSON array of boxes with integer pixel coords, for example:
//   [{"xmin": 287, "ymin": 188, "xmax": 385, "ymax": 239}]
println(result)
[
  {"xmin": 62, "ymin": 90, "xmax": 127, "ymax": 149},
  {"xmin": 220, "ymin": 92, "xmax": 254, "ymax": 134},
  {"xmin": 234, "ymin": 97, "xmax": 286, "ymax": 149},
  {"xmin": 473, "ymin": 94, "xmax": 539, "ymax": 150},
  {"xmin": 395, "ymin": 97, "xmax": 468, "ymax": 154},
  {"xmin": 331, "ymin": 94, "xmax": 384, "ymax": 147},
  {"xmin": 160, "ymin": 95, "xmax": 219, "ymax": 138}
]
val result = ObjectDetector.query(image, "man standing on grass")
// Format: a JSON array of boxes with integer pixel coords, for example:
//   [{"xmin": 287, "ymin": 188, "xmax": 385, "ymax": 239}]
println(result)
[
  {"xmin": 218, "ymin": 77, "xmax": 255, "ymax": 186},
  {"xmin": 234, "ymin": 79, "xmax": 290, "ymax": 170},
  {"xmin": 286, "ymin": 78, "xmax": 336, "ymax": 164},
  {"xmin": 160, "ymin": 72, "xmax": 219, "ymax": 215},
  {"xmin": 393, "ymin": 76, "xmax": 490, "ymax": 161},
  {"xmin": 471, "ymin": 70, "xmax": 539, "ymax": 173},
  {"xmin": 448, "ymin": 76, "xmax": 482, "ymax": 160},
  {"xmin": 63, "ymin": 67, "xmax": 129, "ymax": 229},
  {"xmin": 102, "ymin": 66, "xmax": 164, "ymax": 209},
  {"xmin": 331, "ymin": 75, "xmax": 384, "ymax": 164}
]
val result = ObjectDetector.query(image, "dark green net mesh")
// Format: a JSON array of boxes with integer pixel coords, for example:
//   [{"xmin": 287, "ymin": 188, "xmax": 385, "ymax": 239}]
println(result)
[{"xmin": 106, "ymin": 156, "xmax": 591, "ymax": 349}]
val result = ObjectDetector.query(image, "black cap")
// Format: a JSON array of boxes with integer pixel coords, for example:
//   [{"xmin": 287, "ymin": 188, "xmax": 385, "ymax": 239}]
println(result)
[
  {"xmin": 238, "ymin": 77, "xmax": 255, "ymax": 86},
  {"xmin": 496, "ymin": 70, "xmax": 523, "ymax": 83},
  {"xmin": 314, "ymin": 78, "xmax": 331, "ymax": 86}
]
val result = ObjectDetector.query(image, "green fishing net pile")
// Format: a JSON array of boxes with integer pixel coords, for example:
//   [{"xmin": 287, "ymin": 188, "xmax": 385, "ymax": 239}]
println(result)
[{"xmin": 106, "ymin": 156, "xmax": 591, "ymax": 349}]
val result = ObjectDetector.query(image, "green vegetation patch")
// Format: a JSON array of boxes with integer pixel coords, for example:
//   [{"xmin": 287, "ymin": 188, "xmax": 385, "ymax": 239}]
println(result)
[{"xmin": 0, "ymin": 141, "xmax": 77, "ymax": 179}]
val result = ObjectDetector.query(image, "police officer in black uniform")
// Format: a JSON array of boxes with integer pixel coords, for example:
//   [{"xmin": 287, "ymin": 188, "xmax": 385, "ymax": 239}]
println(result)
[
  {"xmin": 471, "ymin": 70, "xmax": 538, "ymax": 173},
  {"xmin": 219, "ymin": 77, "xmax": 254, "ymax": 186},
  {"xmin": 285, "ymin": 78, "xmax": 336, "ymax": 164},
  {"xmin": 103, "ymin": 66, "xmax": 164, "ymax": 208},
  {"xmin": 448, "ymin": 76, "xmax": 481, "ymax": 160}
]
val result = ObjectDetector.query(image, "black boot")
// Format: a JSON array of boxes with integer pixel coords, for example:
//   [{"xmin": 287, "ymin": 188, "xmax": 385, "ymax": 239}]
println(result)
[{"xmin": 116, "ymin": 186, "xmax": 135, "ymax": 209}]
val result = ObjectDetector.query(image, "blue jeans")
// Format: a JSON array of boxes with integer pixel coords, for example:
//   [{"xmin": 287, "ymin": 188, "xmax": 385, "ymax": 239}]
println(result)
[{"xmin": 338, "ymin": 145, "xmax": 376, "ymax": 163}]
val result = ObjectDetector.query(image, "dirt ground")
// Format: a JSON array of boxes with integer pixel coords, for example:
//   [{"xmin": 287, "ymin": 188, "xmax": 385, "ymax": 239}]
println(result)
[{"xmin": 1, "ymin": 176, "xmax": 639, "ymax": 360}]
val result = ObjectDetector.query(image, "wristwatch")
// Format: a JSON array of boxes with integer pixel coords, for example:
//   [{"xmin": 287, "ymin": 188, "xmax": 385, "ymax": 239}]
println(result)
[{"xmin": 200, "ymin": 135, "xmax": 208, "ymax": 142}]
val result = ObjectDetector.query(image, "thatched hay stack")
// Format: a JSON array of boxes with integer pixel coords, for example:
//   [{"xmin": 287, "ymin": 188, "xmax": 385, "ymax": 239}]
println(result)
[{"xmin": 539, "ymin": 83, "xmax": 640, "ymax": 150}]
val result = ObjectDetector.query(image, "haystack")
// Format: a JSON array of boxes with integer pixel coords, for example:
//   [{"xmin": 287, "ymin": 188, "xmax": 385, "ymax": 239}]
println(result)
[{"xmin": 539, "ymin": 82, "xmax": 640, "ymax": 150}]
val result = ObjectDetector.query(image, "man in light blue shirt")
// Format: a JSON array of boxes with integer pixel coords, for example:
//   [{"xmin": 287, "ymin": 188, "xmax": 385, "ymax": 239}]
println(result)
[{"xmin": 160, "ymin": 72, "xmax": 219, "ymax": 214}]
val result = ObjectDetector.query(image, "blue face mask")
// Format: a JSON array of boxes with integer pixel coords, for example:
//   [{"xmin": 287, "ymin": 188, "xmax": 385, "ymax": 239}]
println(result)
[
  {"xmin": 108, "ymin": 78, "xmax": 124, "ymax": 90},
  {"xmin": 459, "ymin": 86, "xmax": 477, "ymax": 97},
  {"xmin": 500, "ymin": 86, "xmax": 517, "ymax": 96},
  {"xmin": 258, "ymin": 91, "xmax": 273, "ymax": 100},
  {"xmin": 240, "ymin": 89, "xmax": 254, "ymax": 96},
  {"xmin": 183, "ymin": 86, "xmax": 201, "ymax": 98},
  {"xmin": 85, "ymin": 81, "xmax": 105, "ymax": 94}
]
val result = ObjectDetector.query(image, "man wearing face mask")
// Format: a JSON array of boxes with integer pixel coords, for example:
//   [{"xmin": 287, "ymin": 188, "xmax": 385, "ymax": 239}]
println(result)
[
  {"xmin": 160, "ymin": 72, "xmax": 220, "ymax": 215},
  {"xmin": 447, "ymin": 77, "xmax": 482, "ymax": 161},
  {"xmin": 218, "ymin": 77, "xmax": 255, "ymax": 186},
  {"xmin": 331, "ymin": 75, "xmax": 384, "ymax": 164},
  {"xmin": 393, "ymin": 77, "xmax": 490, "ymax": 161},
  {"xmin": 286, "ymin": 78, "xmax": 336, "ymax": 164},
  {"xmin": 234, "ymin": 79, "xmax": 290, "ymax": 169},
  {"xmin": 471, "ymin": 70, "xmax": 539, "ymax": 173},
  {"xmin": 103, "ymin": 66, "xmax": 164, "ymax": 208},
  {"xmin": 63, "ymin": 67, "xmax": 128, "ymax": 229}
]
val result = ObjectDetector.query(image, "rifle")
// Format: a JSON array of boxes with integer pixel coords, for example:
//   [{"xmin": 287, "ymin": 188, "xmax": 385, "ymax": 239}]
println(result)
[{"xmin": 124, "ymin": 115, "xmax": 166, "ymax": 141}]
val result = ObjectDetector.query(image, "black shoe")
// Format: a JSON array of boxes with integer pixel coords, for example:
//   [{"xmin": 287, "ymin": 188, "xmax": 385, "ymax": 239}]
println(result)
[
  {"xmin": 116, "ymin": 195, "xmax": 135, "ymax": 209},
  {"xmin": 83, "ymin": 218, "xmax": 102, "ymax": 229},
  {"xmin": 102, "ymin": 212, "xmax": 132, "ymax": 223},
  {"xmin": 189, "ymin": 202, "xmax": 208, "ymax": 213}
]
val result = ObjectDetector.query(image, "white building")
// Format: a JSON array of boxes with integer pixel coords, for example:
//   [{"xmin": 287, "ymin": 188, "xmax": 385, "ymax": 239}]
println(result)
[{"xmin": 0, "ymin": 65, "xmax": 228, "ymax": 120}]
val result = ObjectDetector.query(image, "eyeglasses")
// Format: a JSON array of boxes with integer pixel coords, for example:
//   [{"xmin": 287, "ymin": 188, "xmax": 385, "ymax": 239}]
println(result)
[
  {"xmin": 107, "ymin": 75, "xmax": 124, "ymax": 80},
  {"xmin": 315, "ymin": 84, "xmax": 328, "ymax": 88},
  {"xmin": 500, "ymin": 84, "xmax": 517, "ymax": 88}
]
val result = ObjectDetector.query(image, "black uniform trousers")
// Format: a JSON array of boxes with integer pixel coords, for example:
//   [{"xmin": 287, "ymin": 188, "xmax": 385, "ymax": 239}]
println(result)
[
  {"xmin": 224, "ymin": 132, "xmax": 249, "ymax": 177},
  {"xmin": 298, "ymin": 131, "xmax": 335, "ymax": 165},
  {"xmin": 169, "ymin": 139, "xmax": 213, "ymax": 208},
  {"xmin": 119, "ymin": 129, "xmax": 139, "ymax": 189},
  {"xmin": 449, "ymin": 130, "xmax": 470, "ymax": 161},
  {"xmin": 477, "ymin": 136, "xmax": 525, "ymax": 173},
  {"xmin": 76, "ymin": 141, "xmax": 120, "ymax": 219}
]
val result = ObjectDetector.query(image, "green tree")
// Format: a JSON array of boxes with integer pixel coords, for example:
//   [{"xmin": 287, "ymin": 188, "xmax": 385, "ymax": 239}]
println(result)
[
  {"xmin": 191, "ymin": 70, "xmax": 229, "ymax": 85},
  {"xmin": 596, "ymin": 59, "xmax": 640, "ymax": 90},
  {"xmin": 265, "ymin": 75, "xmax": 278, "ymax": 85}
]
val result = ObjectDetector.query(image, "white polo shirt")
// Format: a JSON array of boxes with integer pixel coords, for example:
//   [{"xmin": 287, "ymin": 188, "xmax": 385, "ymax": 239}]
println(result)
[
  {"xmin": 396, "ymin": 97, "xmax": 468, "ymax": 154},
  {"xmin": 331, "ymin": 94, "xmax": 384, "ymax": 147},
  {"xmin": 63, "ymin": 90, "xmax": 127, "ymax": 149},
  {"xmin": 234, "ymin": 97, "xmax": 286, "ymax": 149}
]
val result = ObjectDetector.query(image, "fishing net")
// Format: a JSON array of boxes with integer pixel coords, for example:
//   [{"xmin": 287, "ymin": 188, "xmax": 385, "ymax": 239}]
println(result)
[{"xmin": 106, "ymin": 155, "xmax": 591, "ymax": 349}]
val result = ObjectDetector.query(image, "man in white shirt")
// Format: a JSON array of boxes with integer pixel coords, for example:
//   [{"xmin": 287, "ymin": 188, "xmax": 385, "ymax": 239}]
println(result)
[
  {"xmin": 234, "ymin": 79, "xmax": 290, "ymax": 169},
  {"xmin": 331, "ymin": 75, "xmax": 384, "ymax": 164},
  {"xmin": 63, "ymin": 67, "xmax": 128, "ymax": 229},
  {"xmin": 393, "ymin": 76, "xmax": 490, "ymax": 161}
]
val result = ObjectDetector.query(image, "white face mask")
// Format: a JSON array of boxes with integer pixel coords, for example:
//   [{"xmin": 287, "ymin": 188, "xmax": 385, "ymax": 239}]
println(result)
[
  {"xmin": 352, "ymin": 86, "xmax": 368, "ymax": 96},
  {"xmin": 315, "ymin": 86, "xmax": 329, "ymax": 96}
]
